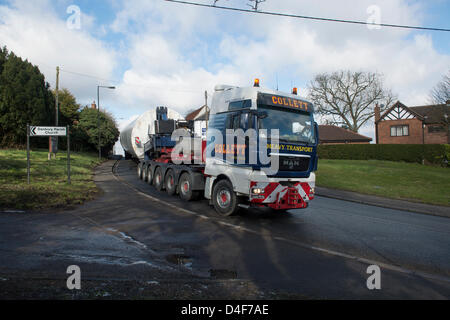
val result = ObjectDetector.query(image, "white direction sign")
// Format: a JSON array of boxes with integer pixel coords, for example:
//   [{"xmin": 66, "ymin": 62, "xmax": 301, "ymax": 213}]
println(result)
[{"xmin": 30, "ymin": 126, "xmax": 67, "ymax": 137}]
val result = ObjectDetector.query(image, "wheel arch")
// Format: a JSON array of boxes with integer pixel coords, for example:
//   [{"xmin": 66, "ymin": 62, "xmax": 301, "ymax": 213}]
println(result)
[{"xmin": 212, "ymin": 174, "xmax": 233, "ymax": 191}]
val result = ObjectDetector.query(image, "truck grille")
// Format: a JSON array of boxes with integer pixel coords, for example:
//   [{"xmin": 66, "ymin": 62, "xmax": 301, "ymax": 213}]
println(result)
[{"xmin": 278, "ymin": 156, "xmax": 310, "ymax": 172}]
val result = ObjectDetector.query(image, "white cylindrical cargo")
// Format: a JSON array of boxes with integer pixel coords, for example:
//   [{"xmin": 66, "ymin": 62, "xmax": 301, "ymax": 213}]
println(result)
[{"xmin": 120, "ymin": 108, "xmax": 184, "ymax": 160}]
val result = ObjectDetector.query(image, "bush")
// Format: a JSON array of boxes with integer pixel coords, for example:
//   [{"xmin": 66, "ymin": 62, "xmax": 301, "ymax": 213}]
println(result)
[{"xmin": 318, "ymin": 144, "xmax": 449, "ymax": 165}]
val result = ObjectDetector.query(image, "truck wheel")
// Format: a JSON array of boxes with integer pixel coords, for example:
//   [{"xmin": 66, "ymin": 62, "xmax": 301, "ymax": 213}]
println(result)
[
  {"xmin": 165, "ymin": 169, "xmax": 177, "ymax": 196},
  {"xmin": 178, "ymin": 172, "xmax": 199, "ymax": 201},
  {"xmin": 137, "ymin": 163, "xmax": 143, "ymax": 180},
  {"xmin": 142, "ymin": 164, "xmax": 149, "ymax": 182},
  {"xmin": 146, "ymin": 165, "xmax": 153, "ymax": 185},
  {"xmin": 153, "ymin": 167, "xmax": 164, "ymax": 191},
  {"xmin": 212, "ymin": 179, "xmax": 240, "ymax": 216}
]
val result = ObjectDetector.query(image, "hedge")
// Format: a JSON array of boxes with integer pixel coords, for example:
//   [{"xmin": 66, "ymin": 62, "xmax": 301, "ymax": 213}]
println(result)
[{"xmin": 318, "ymin": 144, "xmax": 450, "ymax": 165}]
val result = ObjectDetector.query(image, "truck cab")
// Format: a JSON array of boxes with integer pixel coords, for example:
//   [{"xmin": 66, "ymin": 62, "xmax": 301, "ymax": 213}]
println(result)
[{"xmin": 204, "ymin": 80, "xmax": 319, "ymax": 216}]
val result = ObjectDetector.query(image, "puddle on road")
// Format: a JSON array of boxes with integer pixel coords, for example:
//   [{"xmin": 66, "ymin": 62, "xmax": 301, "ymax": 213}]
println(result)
[
  {"xmin": 1, "ymin": 210, "xmax": 26, "ymax": 214},
  {"xmin": 105, "ymin": 228, "xmax": 150, "ymax": 251},
  {"xmin": 165, "ymin": 254, "xmax": 193, "ymax": 269},
  {"xmin": 209, "ymin": 269, "xmax": 238, "ymax": 279}
]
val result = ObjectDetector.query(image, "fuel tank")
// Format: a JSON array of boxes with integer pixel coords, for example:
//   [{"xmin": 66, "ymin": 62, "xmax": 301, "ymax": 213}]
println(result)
[{"xmin": 120, "ymin": 108, "xmax": 184, "ymax": 159}]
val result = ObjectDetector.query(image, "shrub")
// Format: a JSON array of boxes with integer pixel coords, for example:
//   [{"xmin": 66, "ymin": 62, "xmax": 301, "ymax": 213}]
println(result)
[{"xmin": 318, "ymin": 144, "xmax": 449, "ymax": 165}]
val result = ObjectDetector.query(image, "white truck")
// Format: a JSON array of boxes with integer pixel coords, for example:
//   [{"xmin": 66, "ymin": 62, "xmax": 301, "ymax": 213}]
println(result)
[{"xmin": 120, "ymin": 80, "xmax": 319, "ymax": 216}]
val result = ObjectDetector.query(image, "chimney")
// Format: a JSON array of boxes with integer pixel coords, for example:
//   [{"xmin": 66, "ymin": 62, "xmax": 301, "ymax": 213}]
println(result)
[
  {"xmin": 374, "ymin": 103, "xmax": 381, "ymax": 122},
  {"xmin": 91, "ymin": 101, "xmax": 97, "ymax": 109}
]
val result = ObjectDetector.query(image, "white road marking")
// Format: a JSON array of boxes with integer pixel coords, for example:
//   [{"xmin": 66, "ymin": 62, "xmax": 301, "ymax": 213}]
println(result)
[{"xmin": 112, "ymin": 160, "xmax": 450, "ymax": 284}]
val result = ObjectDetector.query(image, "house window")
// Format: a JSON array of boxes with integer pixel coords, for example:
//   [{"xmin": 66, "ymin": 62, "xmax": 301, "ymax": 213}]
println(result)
[
  {"xmin": 428, "ymin": 126, "xmax": 445, "ymax": 133},
  {"xmin": 390, "ymin": 125, "xmax": 409, "ymax": 137}
]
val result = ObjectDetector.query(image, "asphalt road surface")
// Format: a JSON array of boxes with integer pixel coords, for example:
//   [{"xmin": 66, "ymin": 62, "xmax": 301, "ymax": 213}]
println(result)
[{"xmin": 1, "ymin": 160, "xmax": 449, "ymax": 299}]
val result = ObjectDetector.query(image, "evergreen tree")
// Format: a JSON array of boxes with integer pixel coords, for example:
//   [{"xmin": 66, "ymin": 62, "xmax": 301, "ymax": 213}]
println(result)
[
  {"xmin": 0, "ymin": 47, "xmax": 7, "ymax": 75},
  {"xmin": 74, "ymin": 106, "xmax": 119, "ymax": 155},
  {"xmin": 0, "ymin": 47, "xmax": 54, "ymax": 146},
  {"xmin": 54, "ymin": 88, "xmax": 81, "ymax": 127}
]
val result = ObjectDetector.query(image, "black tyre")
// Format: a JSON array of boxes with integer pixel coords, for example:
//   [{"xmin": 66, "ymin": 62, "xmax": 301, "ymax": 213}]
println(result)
[
  {"xmin": 178, "ymin": 172, "xmax": 199, "ymax": 201},
  {"xmin": 212, "ymin": 179, "xmax": 240, "ymax": 216},
  {"xmin": 142, "ymin": 164, "xmax": 149, "ymax": 182},
  {"xmin": 146, "ymin": 165, "xmax": 153, "ymax": 185},
  {"xmin": 153, "ymin": 167, "xmax": 164, "ymax": 191},
  {"xmin": 137, "ymin": 163, "xmax": 144, "ymax": 180},
  {"xmin": 165, "ymin": 169, "xmax": 177, "ymax": 196}
]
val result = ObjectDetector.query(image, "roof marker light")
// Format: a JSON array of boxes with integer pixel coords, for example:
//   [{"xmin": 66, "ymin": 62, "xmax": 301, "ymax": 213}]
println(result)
[
  {"xmin": 292, "ymin": 87, "xmax": 298, "ymax": 95},
  {"xmin": 254, "ymin": 79, "xmax": 260, "ymax": 87}
]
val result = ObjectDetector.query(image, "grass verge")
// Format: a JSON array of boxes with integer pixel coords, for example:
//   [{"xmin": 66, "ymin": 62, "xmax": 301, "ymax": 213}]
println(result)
[
  {"xmin": 316, "ymin": 159, "xmax": 450, "ymax": 207},
  {"xmin": 0, "ymin": 149, "xmax": 102, "ymax": 211}
]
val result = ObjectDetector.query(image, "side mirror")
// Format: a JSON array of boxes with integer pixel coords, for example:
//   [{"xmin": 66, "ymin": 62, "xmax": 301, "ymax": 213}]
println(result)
[
  {"xmin": 258, "ymin": 111, "xmax": 268, "ymax": 119},
  {"xmin": 314, "ymin": 122, "xmax": 319, "ymax": 145}
]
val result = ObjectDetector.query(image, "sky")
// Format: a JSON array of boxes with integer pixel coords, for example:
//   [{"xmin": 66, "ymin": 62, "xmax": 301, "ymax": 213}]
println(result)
[{"xmin": 0, "ymin": 0, "xmax": 449, "ymax": 146}]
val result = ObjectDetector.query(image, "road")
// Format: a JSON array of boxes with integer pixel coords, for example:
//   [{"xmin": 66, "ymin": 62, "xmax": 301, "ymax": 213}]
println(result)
[{"xmin": 1, "ymin": 159, "xmax": 449, "ymax": 299}]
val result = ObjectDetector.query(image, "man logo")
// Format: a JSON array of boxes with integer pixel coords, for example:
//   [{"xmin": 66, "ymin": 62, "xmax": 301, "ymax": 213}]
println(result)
[
  {"xmin": 366, "ymin": 265, "xmax": 381, "ymax": 290},
  {"xmin": 67, "ymin": 265, "xmax": 81, "ymax": 290}
]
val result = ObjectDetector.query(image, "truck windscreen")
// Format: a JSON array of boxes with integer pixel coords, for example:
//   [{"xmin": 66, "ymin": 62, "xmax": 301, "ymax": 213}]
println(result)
[{"xmin": 258, "ymin": 105, "xmax": 315, "ymax": 144}]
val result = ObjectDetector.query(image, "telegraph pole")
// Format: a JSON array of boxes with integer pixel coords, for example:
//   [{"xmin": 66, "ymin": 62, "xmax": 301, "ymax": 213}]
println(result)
[
  {"xmin": 56, "ymin": 66, "xmax": 59, "ymax": 126},
  {"xmin": 248, "ymin": 0, "xmax": 266, "ymax": 11},
  {"xmin": 49, "ymin": 66, "xmax": 60, "ymax": 160},
  {"xmin": 205, "ymin": 90, "xmax": 209, "ymax": 132}
]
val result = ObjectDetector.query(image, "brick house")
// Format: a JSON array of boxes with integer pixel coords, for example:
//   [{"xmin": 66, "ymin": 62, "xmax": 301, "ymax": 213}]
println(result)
[
  {"xmin": 319, "ymin": 125, "xmax": 372, "ymax": 145},
  {"xmin": 375, "ymin": 101, "xmax": 450, "ymax": 144},
  {"xmin": 185, "ymin": 105, "xmax": 209, "ymax": 121}
]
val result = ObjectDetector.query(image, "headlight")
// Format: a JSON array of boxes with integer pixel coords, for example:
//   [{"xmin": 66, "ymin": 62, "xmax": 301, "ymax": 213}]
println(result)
[{"xmin": 252, "ymin": 188, "xmax": 263, "ymax": 194}]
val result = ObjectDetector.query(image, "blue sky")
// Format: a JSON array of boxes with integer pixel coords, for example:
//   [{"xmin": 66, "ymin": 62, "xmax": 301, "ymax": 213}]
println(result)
[{"xmin": 0, "ymin": 0, "xmax": 449, "ymax": 142}]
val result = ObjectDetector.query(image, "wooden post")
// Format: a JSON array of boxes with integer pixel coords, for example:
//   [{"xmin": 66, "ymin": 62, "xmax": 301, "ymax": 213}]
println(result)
[
  {"xmin": 27, "ymin": 124, "xmax": 30, "ymax": 185},
  {"xmin": 67, "ymin": 125, "xmax": 71, "ymax": 184}
]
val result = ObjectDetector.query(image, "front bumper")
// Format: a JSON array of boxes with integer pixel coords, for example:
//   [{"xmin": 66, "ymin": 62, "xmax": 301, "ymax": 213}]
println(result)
[{"xmin": 249, "ymin": 181, "xmax": 315, "ymax": 210}]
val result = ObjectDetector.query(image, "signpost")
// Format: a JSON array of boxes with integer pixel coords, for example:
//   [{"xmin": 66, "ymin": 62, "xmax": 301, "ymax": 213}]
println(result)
[
  {"xmin": 30, "ymin": 126, "xmax": 67, "ymax": 137},
  {"xmin": 27, "ymin": 125, "xmax": 71, "ymax": 185}
]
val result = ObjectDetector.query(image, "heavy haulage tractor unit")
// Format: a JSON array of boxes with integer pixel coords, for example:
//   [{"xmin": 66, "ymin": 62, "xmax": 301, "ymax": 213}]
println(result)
[{"xmin": 120, "ymin": 79, "xmax": 319, "ymax": 216}]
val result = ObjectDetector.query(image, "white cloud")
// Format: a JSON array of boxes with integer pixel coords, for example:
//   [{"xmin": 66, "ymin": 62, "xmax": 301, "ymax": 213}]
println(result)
[
  {"xmin": 1, "ymin": 0, "xmax": 448, "ymax": 140},
  {"xmin": 110, "ymin": 0, "xmax": 449, "ymax": 116},
  {"xmin": 0, "ymin": 0, "xmax": 117, "ymax": 104}
]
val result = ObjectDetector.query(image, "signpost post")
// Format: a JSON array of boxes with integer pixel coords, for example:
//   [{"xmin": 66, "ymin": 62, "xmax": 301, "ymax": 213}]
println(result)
[
  {"xmin": 27, "ymin": 125, "xmax": 30, "ymax": 185},
  {"xmin": 27, "ymin": 126, "xmax": 71, "ymax": 185}
]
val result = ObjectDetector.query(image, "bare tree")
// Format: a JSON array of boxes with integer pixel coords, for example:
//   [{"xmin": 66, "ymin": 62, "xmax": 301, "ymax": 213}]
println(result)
[
  {"xmin": 308, "ymin": 70, "xmax": 396, "ymax": 132},
  {"xmin": 247, "ymin": 0, "xmax": 266, "ymax": 11},
  {"xmin": 430, "ymin": 70, "xmax": 450, "ymax": 104}
]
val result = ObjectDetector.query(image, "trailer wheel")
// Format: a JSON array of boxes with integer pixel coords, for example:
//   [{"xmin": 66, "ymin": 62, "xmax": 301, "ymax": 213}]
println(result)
[
  {"xmin": 142, "ymin": 164, "xmax": 149, "ymax": 182},
  {"xmin": 178, "ymin": 172, "xmax": 199, "ymax": 201},
  {"xmin": 146, "ymin": 165, "xmax": 153, "ymax": 185},
  {"xmin": 165, "ymin": 169, "xmax": 177, "ymax": 196},
  {"xmin": 212, "ymin": 179, "xmax": 240, "ymax": 216},
  {"xmin": 153, "ymin": 167, "xmax": 164, "ymax": 191},
  {"xmin": 137, "ymin": 163, "xmax": 144, "ymax": 180}
]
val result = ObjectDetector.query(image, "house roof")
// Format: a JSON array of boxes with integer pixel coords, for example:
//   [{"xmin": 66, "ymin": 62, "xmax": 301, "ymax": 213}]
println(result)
[
  {"xmin": 186, "ymin": 105, "xmax": 208, "ymax": 121},
  {"xmin": 319, "ymin": 125, "xmax": 372, "ymax": 143},
  {"xmin": 378, "ymin": 101, "xmax": 449, "ymax": 124},
  {"xmin": 409, "ymin": 104, "xmax": 450, "ymax": 124}
]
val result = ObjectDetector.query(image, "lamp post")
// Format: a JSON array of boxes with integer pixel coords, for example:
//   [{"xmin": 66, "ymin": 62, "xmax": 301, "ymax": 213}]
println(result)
[{"xmin": 97, "ymin": 85, "xmax": 116, "ymax": 160}]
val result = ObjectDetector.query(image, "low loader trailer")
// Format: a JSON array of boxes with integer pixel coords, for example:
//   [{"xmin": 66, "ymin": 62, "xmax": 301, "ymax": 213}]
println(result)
[{"xmin": 120, "ymin": 80, "xmax": 319, "ymax": 216}]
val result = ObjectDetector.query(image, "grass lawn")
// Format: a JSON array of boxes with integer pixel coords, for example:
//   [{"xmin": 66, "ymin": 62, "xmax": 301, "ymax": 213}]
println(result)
[
  {"xmin": 316, "ymin": 159, "xmax": 450, "ymax": 207},
  {"xmin": 0, "ymin": 149, "xmax": 102, "ymax": 210}
]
